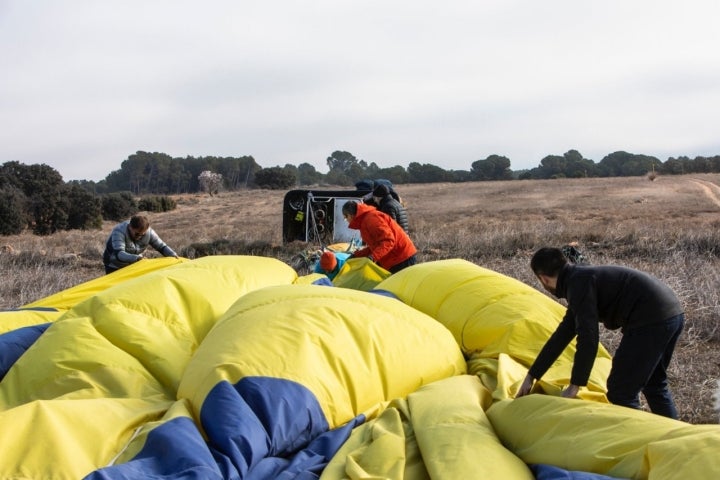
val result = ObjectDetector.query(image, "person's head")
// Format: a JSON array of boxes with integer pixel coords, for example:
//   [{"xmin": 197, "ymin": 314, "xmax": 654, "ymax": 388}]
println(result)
[
  {"xmin": 342, "ymin": 200, "xmax": 358, "ymax": 222},
  {"xmin": 530, "ymin": 247, "xmax": 567, "ymax": 295},
  {"xmin": 128, "ymin": 215, "xmax": 150, "ymax": 240},
  {"xmin": 372, "ymin": 184, "xmax": 389, "ymax": 201},
  {"xmin": 319, "ymin": 251, "xmax": 337, "ymax": 272}
]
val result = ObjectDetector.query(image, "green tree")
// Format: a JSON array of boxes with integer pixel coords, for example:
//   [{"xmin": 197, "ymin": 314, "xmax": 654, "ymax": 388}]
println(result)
[
  {"xmin": 326, "ymin": 150, "xmax": 363, "ymax": 173},
  {"xmin": 66, "ymin": 184, "xmax": 103, "ymax": 230},
  {"xmin": 0, "ymin": 186, "xmax": 27, "ymax": 235},
  {"xmin": 598, "ymin": 151, "xmax": 659, "ymax": 177},
  {"xmin": 297, "ymin": 163, "xmax": 322, "ymax": 185},
  {"xmin": 375, "ymin": 165, "xmax": 410, "ymax": 184},
  {"xmin": 471, "ymin": 155, "xmax": 512, "ymax": 180},
  {"xmin": 324, "ymin": 169, "xmax": 353, "ymax": 186},
  {"xmin": 254, "ymin": 167, "xmax": 297, "ymax": 189},
  {"xmin": 0, "ymin": 162, "xmax": 69, "ymax": 235},
  {"xmin": 102, "ymin": 192, "xmax": 138, "ymax": 221},
  {"xmin": 407, "ymin": 162, "xmax": 451, "ymax": 183}
]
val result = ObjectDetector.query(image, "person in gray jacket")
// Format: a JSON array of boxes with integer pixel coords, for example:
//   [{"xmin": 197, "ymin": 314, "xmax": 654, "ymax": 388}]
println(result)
[
  {"xmin": 103, "ymin": 215, "xmax": 178, "ymax": 274},
  {"xmin": 371, "ymin": 184, "xmax": 410, "ymax": 233},
  {"xmin": 516, "ymin": 247, "xmax": 684, "ymax": 419}
]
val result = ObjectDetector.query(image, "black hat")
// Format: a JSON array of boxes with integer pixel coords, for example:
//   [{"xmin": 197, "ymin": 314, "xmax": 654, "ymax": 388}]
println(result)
[{"xmin": 373, "ymin": 184, "xmax": 389, "ymax": 197}]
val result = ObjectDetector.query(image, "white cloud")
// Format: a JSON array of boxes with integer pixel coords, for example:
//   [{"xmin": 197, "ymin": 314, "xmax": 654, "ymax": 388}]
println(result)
[{"xmin": 1, "ymin": 0, "xmax": 719, "ymax": 181}]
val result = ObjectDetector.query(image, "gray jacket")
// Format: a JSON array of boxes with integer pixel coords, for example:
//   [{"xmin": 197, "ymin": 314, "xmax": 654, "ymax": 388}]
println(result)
[{"xmin": 103, "ymin": 221, "xmax": 177, "ymax": 271}]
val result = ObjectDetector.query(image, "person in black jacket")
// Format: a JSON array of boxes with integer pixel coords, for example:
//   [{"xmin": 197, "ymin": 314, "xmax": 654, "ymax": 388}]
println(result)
[
  {"xmin": 516, "ymin": 247, "xmax": 685, "ymax": 419},
  {"xmin": 370, "ymin": 184, "xmax": 410, "ymax": 233}
]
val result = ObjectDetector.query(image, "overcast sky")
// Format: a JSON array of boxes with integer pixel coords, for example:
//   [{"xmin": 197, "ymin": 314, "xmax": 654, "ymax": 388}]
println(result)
[{"xmin": 2, "ymin": 1, "xmax": 720, "ymax": 182}]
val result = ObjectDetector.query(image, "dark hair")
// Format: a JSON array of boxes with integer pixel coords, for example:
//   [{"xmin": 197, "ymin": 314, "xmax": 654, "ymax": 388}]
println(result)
[
  {"xmin": 130, "ymin": 215, "xmax": 150, "ymax": 230},
  {"xmin": 530, "ymin": 247, "xmax": 567, "ymax": 276},
  {"xmin": 341, "ymin": 200, "xmax": 358, "ymax": 216},
  {"xmin": 373, "ymin": 184, "xmax": 390, "ymax": 197}
]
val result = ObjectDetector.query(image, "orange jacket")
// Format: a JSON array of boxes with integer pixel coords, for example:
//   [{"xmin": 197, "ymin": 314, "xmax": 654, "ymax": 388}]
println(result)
[{"xmin": 348, "ymin": 202, "xmax": 417, "ymax": 271}]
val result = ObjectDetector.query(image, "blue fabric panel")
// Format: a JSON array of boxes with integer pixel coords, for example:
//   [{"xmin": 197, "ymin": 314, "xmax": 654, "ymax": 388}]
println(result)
[
  {"xmin": 369, "ymin": 289, "xmax": 399, "ymax": 299},
  {"xmin": 0, "ymin": 323, "xmax": 50, "ymax": 380},
  {"xmin": 1, "ymin": 307, "xmax": 58, "ymax": 312},
  {"xmin": 201, "ymin": 377, "xmax": 338, "ymax": 478},
  {"xmin": 531, "ymin": 464, "xmax": 628, "ymax": 480},
  {"xmin": 246, "ymin": 414, "xmax": 364, "ymax": 480},
  {"xmin": 312, "ymin": 277, "xmax": 333, "ymax": 286},
  {"xmin": 84, "ymin": 416, "xmax": 226, "ymax": 480}
]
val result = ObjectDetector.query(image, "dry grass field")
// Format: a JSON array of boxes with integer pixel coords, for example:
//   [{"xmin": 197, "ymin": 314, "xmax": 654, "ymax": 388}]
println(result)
[{"xmin": 1, "ymin": 173, "xmax": 719, "ymax": 424}]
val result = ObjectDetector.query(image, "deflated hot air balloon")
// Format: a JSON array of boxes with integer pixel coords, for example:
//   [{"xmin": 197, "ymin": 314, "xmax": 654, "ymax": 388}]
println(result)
[{"xmin": 0, "ymin": 256, "xmax": 717, "ymax": 479}]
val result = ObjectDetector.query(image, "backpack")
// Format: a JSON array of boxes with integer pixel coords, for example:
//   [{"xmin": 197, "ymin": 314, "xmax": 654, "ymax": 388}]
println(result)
[{"xmin": 562, "ymin": 244, "xmax": 589, "ymax": 264}]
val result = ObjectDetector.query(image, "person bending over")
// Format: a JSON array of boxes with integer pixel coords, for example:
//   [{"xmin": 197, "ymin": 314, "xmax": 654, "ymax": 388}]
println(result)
[
  {"xmin": 516, "ymin": 247, "xmax": 684, "ymax": 419},
  {"xmin": 341, "ymin": 201, "xmax": 417, "ymax": 274}
]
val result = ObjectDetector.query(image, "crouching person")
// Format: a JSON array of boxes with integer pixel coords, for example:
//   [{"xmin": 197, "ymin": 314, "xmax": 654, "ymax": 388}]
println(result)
[
  {"xmin": 103, "ymin": 215, "xmax": 179, "ymax": 274},
  {"xmin": 341, "ymin": 201, "xmax": 417, "ymax": 274}
]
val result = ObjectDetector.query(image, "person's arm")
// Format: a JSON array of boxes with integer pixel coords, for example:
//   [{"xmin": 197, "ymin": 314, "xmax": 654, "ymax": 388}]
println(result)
[
  {"xmin": 567, "ymin": 277, "xmax": 600, "ymax": 388},
  {"xmin": 351, "ymin": 246, "xmax": 371, "ymax": 258},
  {"xmin": 148, "ymin": 229, "xmax": 178, "ymax": 258},
  {"xmin": 527, "ymin": 311, "xmax": 577, "ymax": 381},
  {"xmin": 112, "ymin": 228, "xmax": 142, "ymax": 264},
  {"xmin": 516, "ymin": 373, "xmax": 535, "ymax": 397},
  {"xmin": 561, "ymin": 384, "xmax": 581, "ymax": 398}
]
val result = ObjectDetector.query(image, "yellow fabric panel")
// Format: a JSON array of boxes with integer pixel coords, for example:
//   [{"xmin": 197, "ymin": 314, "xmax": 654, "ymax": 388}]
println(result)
[
  {"xmin": 327, "ymin": 242, "xmax": 353, "ymax": 253},
  {"xmin": 332, "ymin": 257, "xmax": 391, "ymax": 292},
  {"xmin": 0, "ymin": 309, "xmax": 63, "ymax": 334},
  {"xmin": 0, "ymin": 317, "xmax": 168, "ymax": 408},
  {"xmin": 295, "ymin": 272, "xmax": 330, "ymax": 284},
  {"xmin": 59, "ymin": 255, "xmax": 297, "ymax": 392},
  {"xmin": 320, "ymin": 398, "xmax": 429, "ymax": 480},
  {"xmin": 646, "ymin": 428, "xmax": 720, "ymax": 479},
  {"xmin": 467, "ymin": 353, "xmax": 529, "ymax": 403},
  {"xmin": 1, "ymin": 258, "xmax": 186, "ymax": 333},
  {"xmin": 378, "ymin": 259, "xmax": 611, "ymax": 399},
  {"xmin": 179, "ymin": 284, "xmax": 466, "ymax": 428},
  {"xmin": 0, "ymin": 397, "xmax": 168, "ymax": 480},
  {"xmin": 407, "ymin": 375, "xmax": 534, "ymax": 480},
  {"xmin": 111, "ymin": 399, "xmax": 197, "ymax": 466},
  {"xmin": 487, "ymin": 395, "xmax": 720, "ymax": 479},
  {"xmin": 0, "ymin": 255, "xmax": 297, "ymax": 478},
  {"xmin": 23, "ymin": 257, "xmax": 187, "ymax": 310},
  {"xmin": 377, "ymin": 259, "xmax": 565, "ymax": 351},
  {"xmin": 467, "ymin": 353, "xmax": 609, "ymax": 403}
]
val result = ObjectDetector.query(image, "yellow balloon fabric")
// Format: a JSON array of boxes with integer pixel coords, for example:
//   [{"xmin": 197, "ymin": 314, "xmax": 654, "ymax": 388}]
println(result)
[
  {"xmin": 1, "ymin": 256, "xmax": 717, "ymax": 479},
  {"xmin": 179, "ymin": 284, "xmax": 466, "ymax": 429},
  {"xmin": 0, "ymin": 257, "xmax": 188, "ymax": 333},
  {"xmin": 0, "ymin": 255, "xmax": 297, "ymax": 480},
  {"xmin": 377, "ymin": 259, "xmax": 612, "ymax": 400},
  {"xmin": 487, "ymin": 395, "xmax": 720, "ymax": 479},
  {"xmin": 331, "ymin": 257, "xmax": 392, "ymax": 291}
]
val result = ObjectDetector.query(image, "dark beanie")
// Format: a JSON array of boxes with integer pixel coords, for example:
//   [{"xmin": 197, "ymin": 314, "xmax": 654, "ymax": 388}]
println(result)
[{"xmin": 373, "ymin": 184, "xmax": 389, "ymax": 197}]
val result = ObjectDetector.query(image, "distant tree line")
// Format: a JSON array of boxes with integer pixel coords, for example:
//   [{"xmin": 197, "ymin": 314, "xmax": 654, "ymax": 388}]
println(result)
[
  {"xmin": 2, "ymin": 147, "xmax": 719, "ymax": 236},
  {"xmin": 69, "ymin": 149, "xmax": 720, "ymax": 195},
  {"xmin": 0, "ymin": 161, "xmax": 175, "ymax": 236}
]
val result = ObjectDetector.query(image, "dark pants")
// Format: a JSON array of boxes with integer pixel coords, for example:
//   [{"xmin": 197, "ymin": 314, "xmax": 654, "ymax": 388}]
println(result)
[
  {"xmin": 388, "ymin": 255, "xmax": 417, "ymax": 274},
  {"xmin": 606, "ymin": 313, "xmax": 684, "ymax": 419}
]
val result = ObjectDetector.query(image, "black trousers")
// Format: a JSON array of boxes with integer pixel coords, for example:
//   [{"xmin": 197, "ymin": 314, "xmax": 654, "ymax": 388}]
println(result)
[{"xmin": 388, "ymin": 254, "xmax": 417, "ymax": 274}]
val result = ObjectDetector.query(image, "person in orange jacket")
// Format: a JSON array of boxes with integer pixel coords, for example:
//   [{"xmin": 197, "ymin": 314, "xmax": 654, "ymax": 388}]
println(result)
[{"xmin": 341, "ymin": 200, "xmax": 417, "ymax": 273}]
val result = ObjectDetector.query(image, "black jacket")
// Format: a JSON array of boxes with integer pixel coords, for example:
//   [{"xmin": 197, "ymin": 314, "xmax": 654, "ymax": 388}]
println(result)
[
  {"xmin": 529, "ymin": 264, "xmax": 683, "ymax": 386},
  {"xmin": 377, "ymin": 195, "xmax": 409, "ymax": 233}
]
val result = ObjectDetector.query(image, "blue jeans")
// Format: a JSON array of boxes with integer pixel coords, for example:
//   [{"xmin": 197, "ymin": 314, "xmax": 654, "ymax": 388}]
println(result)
[{"xmin": 606, "ymin": 313, "xmax": 684, "ymax": 419}]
